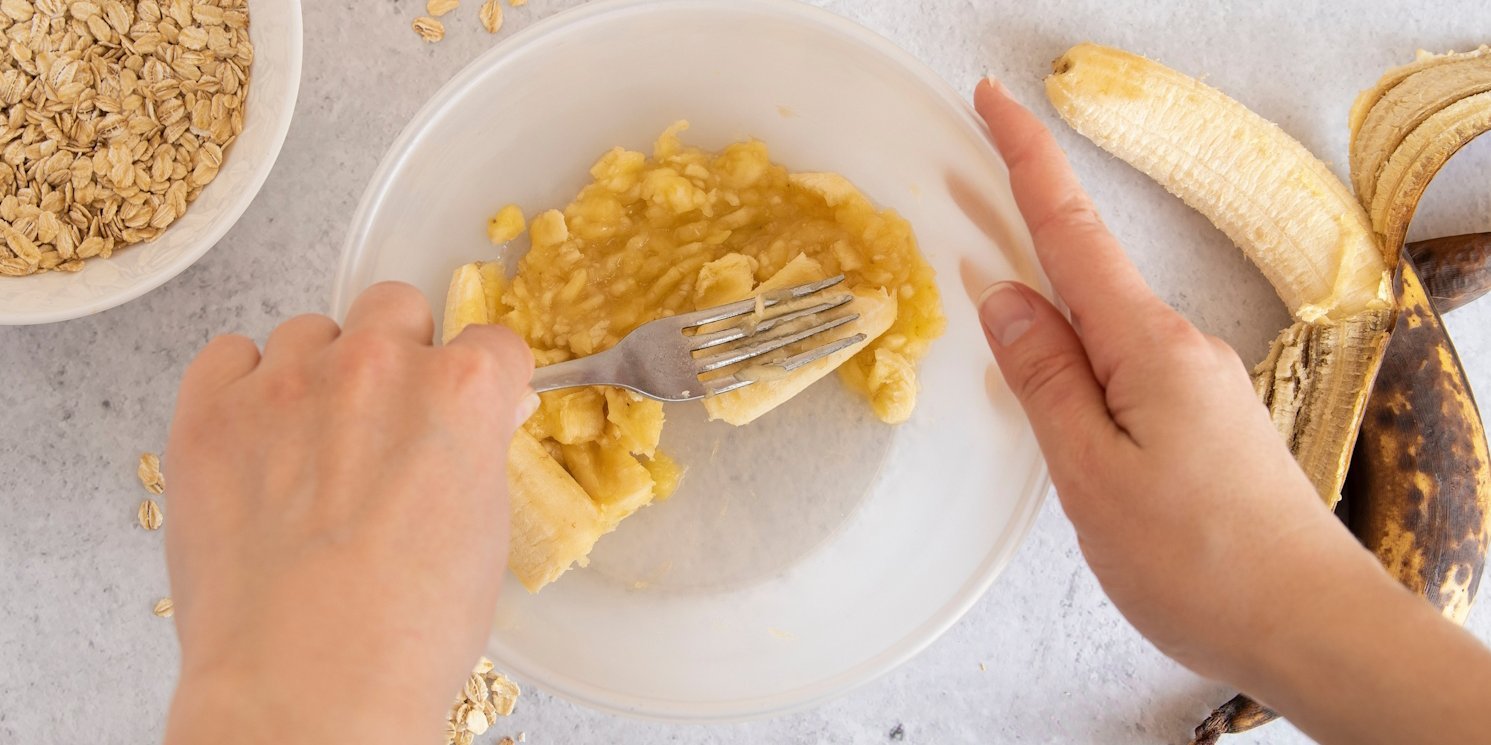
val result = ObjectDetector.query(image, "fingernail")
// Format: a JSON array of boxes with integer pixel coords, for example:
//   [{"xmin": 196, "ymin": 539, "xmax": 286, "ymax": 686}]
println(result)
[
  {"xmin": 513, "ymin": 390, "xmax": 540, "ymax": 429},
  {"xmin": 978, "ymin": 282, "xmax": 1035, "ymax": 347},
  {"xmin": 983, "ymin": 74, "xmax": 1011, "ymax": 98}
]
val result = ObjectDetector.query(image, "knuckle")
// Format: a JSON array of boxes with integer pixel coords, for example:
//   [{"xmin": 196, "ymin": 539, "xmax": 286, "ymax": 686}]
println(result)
[
  {"xmin": 281, "ymin": 313, "xmax": 338, "ymax": 334},
  {"xmin": 441, "ymin": 344, "xmax": 497, "ymax": 385},
  {"xmin": 1027, "ymin": 195, "xmax": 1107, "ymax": 242},
  {"xmin": 260, "ymin": 367, "xmax": 311, "ymax": 405},
  {"xmin": 332, "ymin": 332, "xmax": 405, "ymax": 380},
  {"xmin": 1014, "ymin": 345, "xmax": 1087, "ymax": 405}
]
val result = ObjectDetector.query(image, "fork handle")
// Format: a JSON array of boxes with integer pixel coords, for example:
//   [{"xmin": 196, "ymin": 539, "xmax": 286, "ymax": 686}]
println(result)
[{"xmin": 529, "ymin": 347, "xmax": 622, "ymax": 393}]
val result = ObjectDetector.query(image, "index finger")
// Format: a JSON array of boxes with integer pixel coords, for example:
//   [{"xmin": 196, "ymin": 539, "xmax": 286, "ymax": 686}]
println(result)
[{"xmin": 975, "ymin": 79, "xmax": 1165, "ymax": 357}]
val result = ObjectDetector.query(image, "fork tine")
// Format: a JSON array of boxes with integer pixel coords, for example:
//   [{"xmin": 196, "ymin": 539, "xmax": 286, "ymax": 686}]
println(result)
[
  {"xmin": 775, "ymin": 332, "xmax": 866, "ymax": 371},
  {"xmin": 688, "ymin": 293, "xmax": 855, "ymax": 351},
  {"xmin": 702, "ymin": 333, "xmax": 866, "ymax": 398},
  {"xmin": 676, "ymin": 275, "xmax": 848, "ymax": 329},
  {"xmin": 693, "ymin": 311, "xmax": 860, "ymax": 374}
]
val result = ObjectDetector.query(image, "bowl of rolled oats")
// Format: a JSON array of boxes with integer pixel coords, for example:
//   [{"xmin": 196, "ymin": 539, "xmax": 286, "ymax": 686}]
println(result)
[{"xmin": 0, "ymin": 0, "xmax": 302, "ymax": 324}]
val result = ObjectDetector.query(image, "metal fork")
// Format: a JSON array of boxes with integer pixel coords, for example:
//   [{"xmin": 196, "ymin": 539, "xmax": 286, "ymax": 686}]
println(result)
[{"xmin": 529, "ymin": 275, "xmax": 864, "ymax": 402}]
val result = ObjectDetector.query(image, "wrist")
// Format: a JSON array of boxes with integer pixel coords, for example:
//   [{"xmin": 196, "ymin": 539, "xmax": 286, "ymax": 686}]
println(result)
[
  {"xmin": 168, "ymin": 647, "xmax": 450, "ymax": 745},
  {"xmin": 1220, "ymin": 534, "xmax": 1401, "ymax": 700}
]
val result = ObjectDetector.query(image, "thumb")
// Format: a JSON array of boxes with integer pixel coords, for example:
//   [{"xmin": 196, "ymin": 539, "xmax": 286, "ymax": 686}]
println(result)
[{"xmin": 979, "ymin": 282, "xmax": 1115, "ymax": 458}]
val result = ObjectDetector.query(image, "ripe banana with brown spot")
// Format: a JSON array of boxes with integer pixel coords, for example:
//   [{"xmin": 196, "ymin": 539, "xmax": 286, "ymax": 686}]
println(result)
[
  {"xmin": 1045, "ymin": 43, "xmax": 1491, "ymax": 743},
  {"xmin": 1192, "ymin": 256, "xmax": 1491, "ymax": 744},
  {"xmin": 1348, "ymin": 257, "xmax": 1491, "ymax": 623},
  {"xmin": 1045, "ymin": 43, "xmax": 1393, "ymax": 510},
  {"xmin": 1188, "ymin": 48, "xmax": 1491, "ymax": 742}
]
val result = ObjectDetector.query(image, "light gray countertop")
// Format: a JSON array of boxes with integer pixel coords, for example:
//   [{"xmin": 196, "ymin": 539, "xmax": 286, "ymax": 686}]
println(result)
[{"xmin": 3, "ymin": 1, "xmax": 1490, "ymax": 743}]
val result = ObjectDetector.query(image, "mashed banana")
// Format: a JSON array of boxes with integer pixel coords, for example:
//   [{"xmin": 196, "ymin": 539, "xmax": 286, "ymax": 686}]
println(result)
[{"xmin": 446, "ymin": 122, "xmax": 944, "ymax": 589}]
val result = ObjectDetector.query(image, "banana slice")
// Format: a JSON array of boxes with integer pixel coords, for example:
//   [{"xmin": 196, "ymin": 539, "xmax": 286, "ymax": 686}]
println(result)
[
  {"xmin": 442, "ymin": 261, "xmax": 493, "ymax": 343},
  {"xmin": 703, "ymin": 286, "xmax": 897, "ymax": 426}
]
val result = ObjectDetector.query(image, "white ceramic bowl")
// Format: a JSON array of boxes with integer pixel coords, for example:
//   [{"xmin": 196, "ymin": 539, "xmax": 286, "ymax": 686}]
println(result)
[
  {"xmin": 0, "ymin": 0, "xmax": 303, "ymax": 325},
  {"xmin": 336, "ymin": 0, "xmax": 1051, "ymax": 721}
]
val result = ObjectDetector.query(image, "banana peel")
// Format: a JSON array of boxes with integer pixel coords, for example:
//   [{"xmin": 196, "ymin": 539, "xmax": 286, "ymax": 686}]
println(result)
[{"xmin": 1407, "ymin": 232, "xmax": 1491, "ymax": 313}]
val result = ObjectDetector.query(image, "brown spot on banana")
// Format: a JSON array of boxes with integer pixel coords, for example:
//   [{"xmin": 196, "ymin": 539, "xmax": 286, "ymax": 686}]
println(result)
[
  {"xmin": 1346, "ymin": 256, "xmax": 1491, "ymax": 624},
  {"xmin": 1407, "ymin": 232, "xmax": 1491, "ymax": 313}
]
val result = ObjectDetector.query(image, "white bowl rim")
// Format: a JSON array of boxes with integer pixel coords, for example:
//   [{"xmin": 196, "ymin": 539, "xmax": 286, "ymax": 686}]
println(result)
[
  {"xmin": 0, "ymin": 0, "xmax": 306, "ymax": 326},
  {"xmin": 334, "ymin": 0, "xmax": 1051, "ymax": 722}
]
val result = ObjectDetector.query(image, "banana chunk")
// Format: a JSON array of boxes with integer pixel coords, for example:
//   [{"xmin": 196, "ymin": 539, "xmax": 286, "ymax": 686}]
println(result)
[
  {"xmin": 704, "ymin": 286, "xmax": 897, "ymax": 426},
  {"xmin": 507, "ymin": 429, "xmax": 607, "ymax": 592}
]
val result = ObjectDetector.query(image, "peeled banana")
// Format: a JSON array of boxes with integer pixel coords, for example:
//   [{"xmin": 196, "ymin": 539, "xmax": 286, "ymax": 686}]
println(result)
[{"xmin": 1046, "ymin": 43, "xmax": 1393, "ymax": 506}]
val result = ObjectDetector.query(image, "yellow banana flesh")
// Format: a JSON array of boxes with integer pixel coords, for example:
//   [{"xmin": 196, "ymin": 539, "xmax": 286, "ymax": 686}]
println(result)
[
  {"xmin": 1046, "ymin": 43, "xmax": 1391, "ymax": 323},
  {"xmin": 1046, "ymin": 43, "xmax": 1393, "ymax": 505}
]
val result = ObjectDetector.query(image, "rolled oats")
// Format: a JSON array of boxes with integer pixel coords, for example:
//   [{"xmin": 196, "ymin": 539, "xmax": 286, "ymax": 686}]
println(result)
[
  {"xmin": 137, "ymin": 498, "xmax": 163, "ymax": 530},
  {"xmin": 412, "ymin": 15, "xmax": 444, "ymax": 42},
  {"xmin": 152, "ymin": 597, "xmax": 173, "ymax": 617},
  {"xmin": 446, "ymin": 658, "xmax": 521, "ymax": 743},
  {"xmin": 426, "ymin": 0, "xmax": 458, "ymax": 16},
  {"xmin": 478, "ymin": 0, "xmax": 501, "ymax": 33},
  {"xmin": 0, "ymin": 0, "xmax": 253, "ymax": 277},
  {"xmin": 137, "ymin": 452, "xmax": 166, "ymax": 495}
]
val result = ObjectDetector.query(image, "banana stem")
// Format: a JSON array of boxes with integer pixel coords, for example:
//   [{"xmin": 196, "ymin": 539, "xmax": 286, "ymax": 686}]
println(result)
[
  {"xmin": 1189, "ymin": 694, "xmax": 1279, "ymax": 744},
  {"xmin": 1408, "ymin": 232, "xmax": 1491, "ymax": 313}
]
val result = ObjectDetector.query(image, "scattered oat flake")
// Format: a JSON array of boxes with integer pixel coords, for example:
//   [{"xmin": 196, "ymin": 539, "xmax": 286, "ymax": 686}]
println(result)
[
  {"xmin": 413, "ymin": 15, "xmax": 445, "ymax": 42},
  {"xmin": 517, "ymin": 733, "xmax": 526, "ymax": 743},
  {"xmin": 447, "ymin": 659, "xmax": 521, "ymax": 739},
  {"xmin": 152, "ymin": 597, "xmax": 174, "ymax": 618},
  {"xmin": 509, "ymin": 0, "xmax": 526, "ymax": 5},
  {"xmin": 427, "ymin": 0, "xmax": 459, "ymax": 15},
  {"xmin": 978, "ymin": 662, "xmax": 987, "ymax": 672},
  {"xmin": 498, "ymin": 738, "xmax": 515, "ymax": 745},
  {"xmin": 137, "ymin": 499, "xmax": 163, "ymax": 531},
  {"xmin": 479, "ymin": 0, "xmax": 502, "ymax": 33},
  {"xmin": 138, "ymin": 453, "xmax": 165, "ymax": 495}
]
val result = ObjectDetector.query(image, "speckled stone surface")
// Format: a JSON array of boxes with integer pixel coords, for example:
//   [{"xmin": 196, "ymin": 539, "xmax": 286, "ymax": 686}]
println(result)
[{"xmin": 3, "ymin": 1, "xmax": 1490, "ymax": 743}]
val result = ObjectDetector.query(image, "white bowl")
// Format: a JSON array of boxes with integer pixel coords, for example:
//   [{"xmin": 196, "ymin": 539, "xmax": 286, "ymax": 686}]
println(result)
[
  {"xmin": 336, "ymin": 0, "xmax": 1051, "ymax": 721},
  {"xmin": 0, "ymin": 0, "xmax": 303, "ymax": 325}
]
